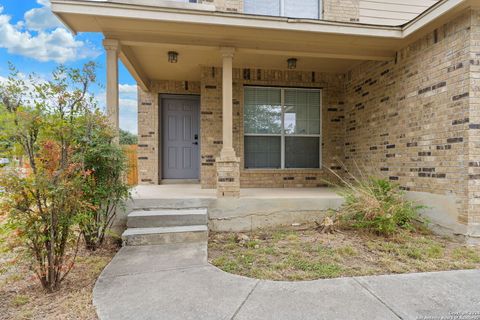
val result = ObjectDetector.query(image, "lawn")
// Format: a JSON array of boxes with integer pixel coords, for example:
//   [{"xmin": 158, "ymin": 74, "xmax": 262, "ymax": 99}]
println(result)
[
  {"xmin": 0, "ymin": 216, "xmax": 118, "ymax": 320},
  {"xmin": 208, "ymin": 224, "xmax": 480, "ymax": 281}
]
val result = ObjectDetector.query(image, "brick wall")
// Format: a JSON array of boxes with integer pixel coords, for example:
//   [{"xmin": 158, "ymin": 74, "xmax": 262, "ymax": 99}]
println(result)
[
  {"xmin": 468, "ymin": 10, "xmax": 480, "ymax": 236},
  {"xmin": 200, "ymin": 67, "xmax": 345, "ymax": 188},
  {"xmin": 323, "ymin": 0, "xmax": 359, "ymax": 22},
  {"xmin": 344, "ymin": 10, "xmax": 475, "ymax": 227},
  {"xmin": 202, "ymin": 0, "xmax": 360, "ymax": 23},
  {"xmin": 201, "ymin": 0, "xmax": 243, "ymax": 13},
  {"xmin": 135, "ymin": 6, "xmax": 479, "ymax": 238},
  {"xmin": 137, "ymin": 81, "xmax": 201, "ymax": 185}
]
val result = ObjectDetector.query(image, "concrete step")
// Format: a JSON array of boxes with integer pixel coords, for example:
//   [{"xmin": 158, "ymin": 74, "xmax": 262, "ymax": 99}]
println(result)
[
  {"xmin": 122, "ymin": 225, "xmax": 208, "ymax": 246},
  {"xmin": 127, "ymin": 209, "xmax": 207, "ymax": 228}
]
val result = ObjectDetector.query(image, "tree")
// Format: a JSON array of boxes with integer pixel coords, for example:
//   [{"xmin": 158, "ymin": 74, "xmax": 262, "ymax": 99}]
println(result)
[
  {"xmin": 0, "ymin": 63, "xmax": 112, "ymax": 291},
  {"xmin": 119, "ymin": 129, "xmax": 137, "ymax": 145}
]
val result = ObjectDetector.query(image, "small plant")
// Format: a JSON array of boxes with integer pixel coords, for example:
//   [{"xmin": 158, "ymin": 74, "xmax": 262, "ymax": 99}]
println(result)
[
  {"xmin": 339, "ymin": 177, "xmax": 425, "ymax": 235},
  {"xmin": 326, "ymin": 163, "xmax": 426, "ymax": 236}
]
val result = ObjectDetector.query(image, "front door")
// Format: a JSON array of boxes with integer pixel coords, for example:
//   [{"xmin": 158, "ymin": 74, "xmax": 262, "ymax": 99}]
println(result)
[{"xmin": 161, "ymin": 95, "xmax": 200, "ymax": 180}]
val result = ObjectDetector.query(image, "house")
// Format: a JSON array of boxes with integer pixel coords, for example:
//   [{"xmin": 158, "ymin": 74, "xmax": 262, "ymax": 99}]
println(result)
[{"xmin": 51, "ymin": 0, "xmax": 479, "ymax": 243}]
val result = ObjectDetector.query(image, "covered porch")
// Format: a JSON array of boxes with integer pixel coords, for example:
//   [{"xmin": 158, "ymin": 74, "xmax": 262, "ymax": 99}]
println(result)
[
  {"xmin": 101, "ymin": 28, "xmax": 395, "ymax": 197},
  {"xmin": 50, "ymin": 0, "xmax": 420, "ymax": 197},
  {"xmin": 125, "ymin": 184, "xmax": 343, "ymax": 232}
]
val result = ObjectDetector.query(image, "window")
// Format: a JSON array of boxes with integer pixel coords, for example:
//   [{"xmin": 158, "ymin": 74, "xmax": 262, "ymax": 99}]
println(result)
[
  {"xmin": 244, "ymin": 0, "xmax": 322, "ymax": 19},
  {"xmin": 244, "ymin": 87, "xmax": 321, "ymax": 169}
]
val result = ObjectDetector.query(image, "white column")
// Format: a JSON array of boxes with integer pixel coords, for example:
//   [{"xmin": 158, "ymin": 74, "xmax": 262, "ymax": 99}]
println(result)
[
  {"xmin": 216, "ymin": 47, "xmax": 240, "ymax": 197},
  {"xmin": 220, "ymin": 47, "xmax": 236, "ymax": 159},
  {"xmin": 103, "ymin": 39, "xmax": 120, "ymax": 141}
]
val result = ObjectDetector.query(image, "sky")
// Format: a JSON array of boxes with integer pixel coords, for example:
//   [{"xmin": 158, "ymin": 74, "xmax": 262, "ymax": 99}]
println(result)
[{"xmin": 0, "ymin": 0, "xmax": 138, "ymax": 133}]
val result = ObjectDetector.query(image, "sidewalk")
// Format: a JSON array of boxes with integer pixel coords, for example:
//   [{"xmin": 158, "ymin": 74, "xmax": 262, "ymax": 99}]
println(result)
[{"xmin": 93, "ymin": 243, "xmax": 480, "ymax": 320}]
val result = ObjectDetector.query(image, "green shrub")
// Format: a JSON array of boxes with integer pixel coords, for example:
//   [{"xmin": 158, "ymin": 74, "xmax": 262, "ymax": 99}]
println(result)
[
  {"xmin": 119, "ymin": 129, "xmax": 137, "ymax": 145},
  {"xmin": 78, "ymin": 140, "xmax": 130, "ymax": 251},
  {"xmin": 0, "ymin": 62, "xmax": 127, "ymax": 291},
  {"xmin": 338, "ymin": 177, "xmax": 425, "ymax": 236},
  {"xmin": 0, "ymin": 63, "xmax": 100, "ymax": 292}
]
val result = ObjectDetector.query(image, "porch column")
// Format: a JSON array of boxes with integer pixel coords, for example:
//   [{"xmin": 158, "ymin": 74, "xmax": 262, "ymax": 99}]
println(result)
[
  {"xmin": 103, "ymin": 39, "xmax": 120, "ymax": 142},
  {"xmin": 216, "ymin": 47, "xmax": 240, "ymax": 197}
]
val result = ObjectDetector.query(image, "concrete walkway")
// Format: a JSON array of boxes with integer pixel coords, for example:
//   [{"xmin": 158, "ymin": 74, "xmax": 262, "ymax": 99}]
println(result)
[{"xmin": 93, "ymin": 243, "xmax": 480, "ymax": 320}]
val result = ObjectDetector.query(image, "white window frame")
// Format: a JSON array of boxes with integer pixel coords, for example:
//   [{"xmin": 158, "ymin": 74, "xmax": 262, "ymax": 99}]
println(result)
[
  {"xmin": 244, "ymin": 0, "xmax": 323, "ymax": 20},
  {"xmin": 281, "ymin": 0, "xmax": 323, "ymax": 19},
  {"xmin": 244, "ymin": 86, "xmax": 322, "ymax": 170}
]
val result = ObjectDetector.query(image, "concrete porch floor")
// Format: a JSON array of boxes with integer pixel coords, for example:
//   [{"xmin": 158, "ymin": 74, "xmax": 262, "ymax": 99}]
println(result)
[
  {"xmin": 132, "ymin": 184, "xmax": 342, "ymax": 200},
  {"xmin": 129, "ymin": 185, "xmax": 344, "ymax": 232}
]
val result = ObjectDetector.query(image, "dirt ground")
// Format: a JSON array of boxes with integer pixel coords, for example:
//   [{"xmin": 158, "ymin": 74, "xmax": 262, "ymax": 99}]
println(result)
[
  {"xmin": 0, "ymin": 240, "xmax": 117, "ymax": 320},
  {"xmin": 209, "ymin": 224, "xmax": 480, "ymax": 281}
]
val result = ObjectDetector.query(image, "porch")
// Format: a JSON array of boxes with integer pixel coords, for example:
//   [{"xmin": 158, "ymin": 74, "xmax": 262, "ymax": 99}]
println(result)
[
  {"xmin": 59, "ymin": 0, "xmax": 408, "ymax": 197},
  {"xmin": 120, "ymin": 184, "xmax": 343, "ymax": 232},
  {"xmin": 52, "ymin": 0, "xmax": 480, "ymax": 240}
]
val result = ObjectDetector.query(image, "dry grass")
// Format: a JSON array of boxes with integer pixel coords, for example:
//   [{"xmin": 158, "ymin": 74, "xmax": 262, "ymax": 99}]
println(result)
[
  {"xmin": 208, "ymin": 224, "xmax": 480, "ymax": 281},
  {"xmin": 0, "ymin": 235, "xmax": 117, "ymax": 320}
]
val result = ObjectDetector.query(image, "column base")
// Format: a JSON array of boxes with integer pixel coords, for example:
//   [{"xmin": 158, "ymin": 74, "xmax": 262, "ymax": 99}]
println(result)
[{"xmin": 216, "ymin": 156, "xmax": 240, "ymax": 198}]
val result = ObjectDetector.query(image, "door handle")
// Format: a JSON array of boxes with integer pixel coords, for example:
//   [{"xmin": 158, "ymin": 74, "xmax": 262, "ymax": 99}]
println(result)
[{"xmin": 192, "ymin": 142, "xmax": 198, "ymax": 145}]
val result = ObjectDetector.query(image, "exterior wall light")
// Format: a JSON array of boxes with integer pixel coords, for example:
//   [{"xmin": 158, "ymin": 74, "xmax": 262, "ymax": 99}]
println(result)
[
  {"xmin": 287, "ymin": 58, "xmax": 297, "ymax": 69},
  {"xmin": 168, "ymin": 51, "xmax": 178, "ymax": 63}
]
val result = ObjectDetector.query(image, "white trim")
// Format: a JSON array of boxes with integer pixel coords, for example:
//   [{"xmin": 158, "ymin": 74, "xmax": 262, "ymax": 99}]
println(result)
[
  {"xmin": 119, "ymin": 45, "xmax": 150, "ymax": 91},
  {"xmin": 51, "ymin": 12, "xmax": 77, "ymax": 35},
  {"xmin": 319, "ymin": 0, "xmax": 323, "ymax": 20},
  {"xmin": 51, "ymin": 0, "xmax": 474, "ymax": 39},
  {"xmin": 108, "ymin": 0, "xmax": 215, "ymax": 11},
  {"xmin": 51, "ymin": 0, "xmax": 403, "ymax": 38},
  {"xmin": 402, "ymin": 0, "xmax": 466, "ymax": 37}
]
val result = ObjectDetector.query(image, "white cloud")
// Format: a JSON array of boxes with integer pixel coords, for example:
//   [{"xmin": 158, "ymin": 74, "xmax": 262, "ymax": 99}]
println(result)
[
  {"xmin": 24, "ymin": 0, "xmax": 63, "ymax": 31},
  {"xmin": 119, "ymin": 84, "xmax": 137, "ymax": 133},
  {"xmin": 96, "ymin": 86, "xmax": 138, "ymax": 134},
  {"xmin": 120, "ymin": 98, "xmax": 137, "ymax": 109},
  {"xmin": 0, "ymin": 4, "xmax": 100, "ymax": 63},
  {"xmin": 121, "ymin": 113, "xmax": 138, "ymax": 134},
  {"xmin": 119, "ymin": 84, "xmax": 137, "ymax": 94},
  {"xmin": 37, "ymin": 0, "xmax": 52, "ymax": 7}
]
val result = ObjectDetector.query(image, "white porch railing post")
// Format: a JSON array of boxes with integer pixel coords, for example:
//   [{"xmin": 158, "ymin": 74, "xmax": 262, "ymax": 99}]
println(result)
[{"xmin": 103, "ymin": 39, "xmax": 120, "ymax": 143}]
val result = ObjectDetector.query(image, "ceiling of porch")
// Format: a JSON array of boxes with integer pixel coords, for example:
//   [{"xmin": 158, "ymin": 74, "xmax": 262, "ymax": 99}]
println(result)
[
  {"xmin": 94, "ymin": 14, "xmax": 399, "ymax": 83},
  {"xmin": 125, "ymin": 43, "xmax": 363, "ymax": 81},
  {"xmin": 52, "ymin": 0, "xmax": 475, "ymax": 88}
]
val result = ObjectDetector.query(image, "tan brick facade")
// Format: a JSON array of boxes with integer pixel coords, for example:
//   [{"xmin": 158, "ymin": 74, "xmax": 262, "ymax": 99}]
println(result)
[
  {"xmin": 200, "ymin": 67, "xmax": 345, "ymax": 189},
  {"xmin": 344, "ymin": 10, "xmax": 479, "ymax": 233},
  {"xmin": 136, "ymin": 9, "xmax": 480, "ymax": 237},
  {"xmin": 468, "ymin": 10, "xmax": 480, "ymax": 236},
  {"xmin": 200, "ymin": 0, "xmax": 360, "ymax": 23},
  {"xmin": 202, "ymin": 0, "xmax": 243, "ymax": 13},
  {"xmin": 323, "ymin": 0, "xmax": 359, "ymax": 22}
]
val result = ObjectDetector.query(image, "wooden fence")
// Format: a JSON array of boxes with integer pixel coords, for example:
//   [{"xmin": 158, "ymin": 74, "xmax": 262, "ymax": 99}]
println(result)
[{"xmin": 123, "ymin": 145, "xmax": 138, "ymax": 186}]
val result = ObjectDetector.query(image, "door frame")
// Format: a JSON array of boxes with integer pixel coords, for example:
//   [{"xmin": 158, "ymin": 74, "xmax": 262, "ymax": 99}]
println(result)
[{"xmin": 158, "ymin": 94, "xmax": 201, "ymax": 183}]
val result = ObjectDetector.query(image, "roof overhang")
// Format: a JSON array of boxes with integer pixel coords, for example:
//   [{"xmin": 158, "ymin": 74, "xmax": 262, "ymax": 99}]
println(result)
[{"xmin": 51, "ymin": 0, "xmax": 479, "ymax": 85}]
